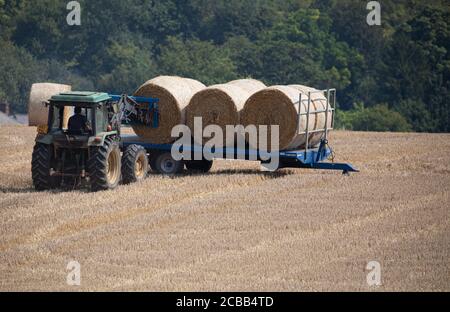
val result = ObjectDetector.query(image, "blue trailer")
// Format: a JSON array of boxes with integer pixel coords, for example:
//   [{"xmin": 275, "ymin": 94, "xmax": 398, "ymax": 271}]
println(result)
[
  {"xmin": 120, "ymin": 136, "xmax": 358, "ymax": 174},
  {"xmin": 115, "ymin": 88, "xmax": 358, "ymax": 178}
]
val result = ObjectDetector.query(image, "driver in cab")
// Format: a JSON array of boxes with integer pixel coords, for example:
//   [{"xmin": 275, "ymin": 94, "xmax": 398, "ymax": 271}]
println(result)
[{"xmin": 68, "ymin": 107, "xmax": 91, "ymax": 134}]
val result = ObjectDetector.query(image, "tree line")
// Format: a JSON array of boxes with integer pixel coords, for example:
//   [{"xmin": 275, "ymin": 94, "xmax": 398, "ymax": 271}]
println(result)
[{"xmin": 0, "ymin": 0, "xmax": 449, "ymax": 132}]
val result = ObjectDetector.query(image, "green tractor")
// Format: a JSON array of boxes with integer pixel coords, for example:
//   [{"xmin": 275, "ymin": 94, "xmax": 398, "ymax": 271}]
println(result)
[{"xmin": 32, "ymin": 91, "xmax": 157, "ymax": 191}]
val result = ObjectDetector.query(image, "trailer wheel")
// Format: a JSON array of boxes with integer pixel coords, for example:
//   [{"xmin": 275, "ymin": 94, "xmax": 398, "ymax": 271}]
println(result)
[
  {"xmin": 149, "ymin": 153, "xmax": 159, "ymax": 172},
  {"xmin": 122, "ymin": 144, "xmax": 149, "ymax": 184},
  {"xmin": 185, "ymin": 159, "xmax": 213, "ymax": 173},
  {"xmin": 154, "ymin": 152, "xmax": 183, "ymax": 175},
  {"xmin": 88, "ymin": 138, "xmax": 121, "ymax": 191}
]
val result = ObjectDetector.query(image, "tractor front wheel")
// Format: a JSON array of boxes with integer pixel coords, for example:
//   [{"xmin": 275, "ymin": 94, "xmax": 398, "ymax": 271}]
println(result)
[
  {"xmin": 121, "ymin": 144, "xmax": 149, "ymax": 184},
  {"xmin": 88, "ymin": 138, "xmax": 121, "ymax": 191}
]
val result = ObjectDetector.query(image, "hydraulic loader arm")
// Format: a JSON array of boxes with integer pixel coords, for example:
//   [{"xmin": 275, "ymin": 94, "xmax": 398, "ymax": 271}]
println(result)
[{"xmin": 110, "ymin": 94, "xmax": 159, "ymax": 129}]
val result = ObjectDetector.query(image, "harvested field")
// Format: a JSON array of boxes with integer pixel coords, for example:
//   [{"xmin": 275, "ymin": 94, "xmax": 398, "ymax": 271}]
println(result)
[{"xmin": 0, "ymin": 125, "xmax": 449, "ymax": 291}]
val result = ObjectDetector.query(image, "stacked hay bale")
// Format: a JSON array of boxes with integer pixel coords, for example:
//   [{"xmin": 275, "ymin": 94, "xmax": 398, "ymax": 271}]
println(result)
[
  {"xmin": 28, "ymin": 83, "xmax": 72, "ymax": 127},
  {"xmin": 131, "ymin": 76, "xmax": 331, "ymax": 151},
  {"xmin": 241, "ymin": 85, "xmax": 333, "ymax": 150},
  {"xmin": 132, "ymin": 76, "xmax": 206, "ymax": 144},
  {"xmin": 186, "ymin": 79, "xmax": 266, "ymax": 146},
  {"xmin": 227, "ymin": 78, "xmax": 266, "ymax": 93},
  {"xmin": 289, "ymin": 85, "xmax": 333, "ymax": 144}
]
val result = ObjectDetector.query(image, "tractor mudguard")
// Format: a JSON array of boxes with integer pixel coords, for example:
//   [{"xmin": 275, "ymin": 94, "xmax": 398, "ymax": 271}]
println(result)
[
  {"xmin": 88, "ymin": 131, "xmax": 118, "ymax": 147},
  {"xmin": 35, "ymin": 134, "xmax": 53, "ymax": 145}
]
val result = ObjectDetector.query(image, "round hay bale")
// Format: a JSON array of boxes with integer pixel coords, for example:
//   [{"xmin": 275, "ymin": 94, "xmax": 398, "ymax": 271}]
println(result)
[
  {"xmin": 186, "ymin": 84, "xmax": 248, "ymax": 146},
  {"xmin": 289, "ymin": 84, "xmax": 332, "ymax": 130},
  {"xmin": 186, "ymin": 79, "xmax": 266, "ymax": 146},
  {"xmin": 227, "ymin": 78, "xmax": 267, "ymax": 94},
  {"xmin": 288, "ymin": 85, "xmax": 331, "ymax": 144},
  {"xmin": 241, "ymin": 85, "xmax": 320, "ymax": 150},
  {"xmin": 28, "ymin": 83, "xmax": 72, "ymax": 126},
  {"xmin": 133, "ymin": 76, "xmax": 206, "ymax": 144},
  {"xmin": 183, "ymin": 77, "xmax": 207, "ymax": 92}
]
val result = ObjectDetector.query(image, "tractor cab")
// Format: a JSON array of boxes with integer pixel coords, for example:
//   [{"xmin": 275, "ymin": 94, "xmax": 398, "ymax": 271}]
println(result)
[{"xmin": 41, "ymin": 92, "xmax": 119, "ymax": 148}]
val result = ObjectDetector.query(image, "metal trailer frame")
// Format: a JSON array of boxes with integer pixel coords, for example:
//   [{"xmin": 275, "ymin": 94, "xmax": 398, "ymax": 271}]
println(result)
[{"xmin": 118, "ymin": 89, "xmax": 359, "ymax": 174}]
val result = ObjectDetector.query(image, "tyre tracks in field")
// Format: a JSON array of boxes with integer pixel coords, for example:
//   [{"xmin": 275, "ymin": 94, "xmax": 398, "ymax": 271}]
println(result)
[
  {"xmin": 0, "ymin": 171, "xmax": 291, "ymax": 254},
  {"xmin": 106, "ymin": 190, "xmax": 448, "ymax": 291},
  {"xmin": 48, "ymin": 171, "xmax": 291, "ymax": 257}
]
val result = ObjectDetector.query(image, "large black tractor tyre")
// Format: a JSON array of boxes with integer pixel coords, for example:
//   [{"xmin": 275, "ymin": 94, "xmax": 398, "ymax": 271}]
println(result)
[
  {"xmin": 121, "ymin": 144, "xmax": 149, "ymax": 184},
  {"xmin": 153, "ymin": 152, "xmax": 184, "ymax": 176},
  {"xmin": 185, "ymin": 159, "xmax": 213, "ymax": 173},
  {"xmin": 32, "ymin": 143, "xmax": 55, "ymax": 191},
  {"xmin": 88, "ymin": 138, "xmax": 121, "ymax": 191}
]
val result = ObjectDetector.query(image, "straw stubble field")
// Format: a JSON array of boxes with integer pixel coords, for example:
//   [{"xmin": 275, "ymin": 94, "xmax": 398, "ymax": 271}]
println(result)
[{"xmin": 0, "ymin": 125, "xmax": 448, "ymax": 291}]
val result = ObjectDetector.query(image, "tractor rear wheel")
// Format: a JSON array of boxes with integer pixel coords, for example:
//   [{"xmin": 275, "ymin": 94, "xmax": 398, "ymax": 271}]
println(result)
[
  {"xmin": 154, "ymin": 152, "xmax": 183, "ymax": 175},
  {"xmin": 32, "ymin": 143, "xmax": 54, "ymax": 191},
  {"xmin": 121, "ymin": 144, "xmax": 149, "ymax": 184},
  {"xmin": 185, "ymin": 159, "xmax": 213, "ymax": 173},
  {"xmin": 88, "ymin": 138, "xmax": 121, "ymax": 191}
]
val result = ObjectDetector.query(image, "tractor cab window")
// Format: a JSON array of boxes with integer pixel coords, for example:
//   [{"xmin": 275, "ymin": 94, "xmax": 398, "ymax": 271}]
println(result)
[
  {"xmin": 50, "ymin": 104, "xmax": 93, "ymax": 134},
  {"xmin": 67, "ymin": 106, "xmax": 93, "ymax": 134},
  {"xmin": 95, "ymin": 104, "xmax": 109, "ymax": 133},
  {"xmin": 50, "ymin": 105, "xmax": 64, "ymax": 130},
  {"xmin": 85, "ymin": 108, "xmax": 94, "ymax": 128}
]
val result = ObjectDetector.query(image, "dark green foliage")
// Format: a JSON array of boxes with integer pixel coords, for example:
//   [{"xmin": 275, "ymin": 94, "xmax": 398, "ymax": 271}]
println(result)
[
  {"xmin": 0, "ymin": 41, "xmax": 42, "ymax": 112},
  {"xmin": 158, "ymin": 37, "xmax": 238, "ymax": 85},
  {"xmin": 0, "ymin": 0, "xmax": 448, "ymax": 132},
  {"xmin": 336, "ymin": 104, "xmax": 412, "ymax": 132}
]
